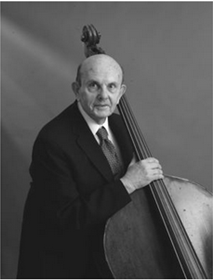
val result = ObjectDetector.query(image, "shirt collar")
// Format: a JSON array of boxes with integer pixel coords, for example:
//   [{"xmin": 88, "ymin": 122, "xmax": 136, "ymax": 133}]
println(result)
[{"xmin": 77, "ymin": 101, "xmax": 110, "ymax": 137}]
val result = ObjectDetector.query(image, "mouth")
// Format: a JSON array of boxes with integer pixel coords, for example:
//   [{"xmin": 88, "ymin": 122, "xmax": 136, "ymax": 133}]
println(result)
[{"xmin": 95, "ymin": 104, "xmax": 110, "ymax": 109}]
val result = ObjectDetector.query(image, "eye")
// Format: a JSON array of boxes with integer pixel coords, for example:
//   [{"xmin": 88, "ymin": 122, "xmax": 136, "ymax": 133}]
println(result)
[
  {"xmin": 87, "ymin": 81, "xmax": 99, "ymax": 92},
  {"xmin": 108, "ymin": 83, "xmax": 117, "ymax": 92}
]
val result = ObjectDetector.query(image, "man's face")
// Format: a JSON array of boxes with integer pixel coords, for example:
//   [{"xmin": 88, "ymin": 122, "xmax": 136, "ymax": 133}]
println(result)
[{"xmin": 73, "ymin": 56, "xmax": 126, "ymax": 124}]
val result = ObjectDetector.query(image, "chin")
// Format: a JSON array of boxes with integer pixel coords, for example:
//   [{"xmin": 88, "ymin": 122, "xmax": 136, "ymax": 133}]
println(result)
[
  {"xmin": 93, "ymin": 112, "xmax": 111, "ymax": 124},
  {"xmin": 95, "ymin": 109, "xmax": 111, "ymax": 117}
]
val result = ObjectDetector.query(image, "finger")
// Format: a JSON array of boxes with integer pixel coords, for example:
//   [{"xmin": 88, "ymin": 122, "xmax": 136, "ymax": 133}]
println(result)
[
  {"xmin": 145, "ymin": 157, "xmax": 159, "ymax": 164},
  {"xmin": 148, "ymin": 168, "xmax": 163, "ymax": 178},
  {"xmin": 145, "ymin": 162, "xmax": 162, "ymax": 171},
  {"xmin": 154, "ymin": 170, "xmax": 164, "ymax": 179},
  {"xmin": 149, "ymin": 172, "xmax": 164, "ymax": 181},
  {"xmin": 152, "ymin": 163, "xmax": 162, "ymax": 170}
]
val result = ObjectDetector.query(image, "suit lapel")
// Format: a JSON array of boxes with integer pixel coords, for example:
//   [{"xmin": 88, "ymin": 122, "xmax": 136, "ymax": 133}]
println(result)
[{"xmin": 72, "ymin": 103, "xmax": 113, "ymax": 182}]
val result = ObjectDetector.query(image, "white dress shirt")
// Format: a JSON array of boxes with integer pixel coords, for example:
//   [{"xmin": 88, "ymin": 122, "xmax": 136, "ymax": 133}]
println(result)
[
  {"xmin": 77, "ymin": 101, "xmax": 135, "ymax": 194},
  {"xmin": 77, "ymin": 101, "xmax": 119, "ymax": 146}
]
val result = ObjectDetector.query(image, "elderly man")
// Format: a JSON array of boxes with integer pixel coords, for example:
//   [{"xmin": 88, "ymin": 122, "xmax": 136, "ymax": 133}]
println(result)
[{"xmin": 17, "ymin": 54, "xmax": 163, "ymax": 278}]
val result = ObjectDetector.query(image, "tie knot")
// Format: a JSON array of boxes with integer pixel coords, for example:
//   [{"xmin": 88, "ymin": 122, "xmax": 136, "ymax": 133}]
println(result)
[{"xmin": 97, "ymin": 126, "xmax": 108, "ymax": 141}]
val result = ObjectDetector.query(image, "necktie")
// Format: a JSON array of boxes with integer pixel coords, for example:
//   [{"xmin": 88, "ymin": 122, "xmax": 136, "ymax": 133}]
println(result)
[{"xmin": 96, "ymin": 127, "xmax": 122, "ymax": 176}]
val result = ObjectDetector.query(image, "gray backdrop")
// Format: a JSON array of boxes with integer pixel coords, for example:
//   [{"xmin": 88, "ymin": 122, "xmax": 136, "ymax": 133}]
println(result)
[{"xmin": 1, "ymin": 2, "xmax": 212, "ymax": 278}]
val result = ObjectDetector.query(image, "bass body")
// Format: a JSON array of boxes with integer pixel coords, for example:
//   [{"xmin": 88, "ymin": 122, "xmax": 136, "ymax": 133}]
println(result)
[{"xmin": 104, "ymin": 175, "xmax": 212, "ymax": 278}]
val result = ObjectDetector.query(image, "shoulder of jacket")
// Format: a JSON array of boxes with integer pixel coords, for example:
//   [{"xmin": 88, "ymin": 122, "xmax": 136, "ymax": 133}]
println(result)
[{"xmin": 36, "ymin": 102, "xmax": 79, "ymax": 142}]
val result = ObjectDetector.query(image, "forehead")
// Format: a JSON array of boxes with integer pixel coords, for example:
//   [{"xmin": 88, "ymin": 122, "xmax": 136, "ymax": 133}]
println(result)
[{"xmin": 81, "ymin": 56, "xmax": 123, "ymax": 83}]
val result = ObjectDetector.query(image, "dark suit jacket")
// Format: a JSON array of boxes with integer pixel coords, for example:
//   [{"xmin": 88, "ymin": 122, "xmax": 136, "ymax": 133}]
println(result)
[{"xmin": 17, "ymin": 101, "xmax": 133, "ymax": 279}]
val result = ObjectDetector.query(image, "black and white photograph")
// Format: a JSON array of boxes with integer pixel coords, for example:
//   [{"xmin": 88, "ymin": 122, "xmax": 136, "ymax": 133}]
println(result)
[{"xmin": 1, "ymin": 2, "xmax": 212, "ymax": 279}]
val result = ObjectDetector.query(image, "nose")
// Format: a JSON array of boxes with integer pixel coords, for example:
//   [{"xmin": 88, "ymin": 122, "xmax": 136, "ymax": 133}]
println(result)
[{"xmin": 98, "ymin": 85, "xmax": 108, "ymax": 100}]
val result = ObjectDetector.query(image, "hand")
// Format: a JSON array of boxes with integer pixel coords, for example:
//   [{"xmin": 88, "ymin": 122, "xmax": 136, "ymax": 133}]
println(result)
[{"xmin": 121, "ymin": 157, "xmax": 164, "ymax": 193}]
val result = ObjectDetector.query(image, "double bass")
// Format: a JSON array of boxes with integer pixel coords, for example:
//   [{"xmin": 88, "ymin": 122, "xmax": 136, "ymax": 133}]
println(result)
[{"xmin": 81, "ymin": 24, "xmax": 212, "ymax": 278}]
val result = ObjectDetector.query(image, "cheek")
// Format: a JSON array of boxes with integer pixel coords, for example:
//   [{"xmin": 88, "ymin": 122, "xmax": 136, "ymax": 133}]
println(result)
[
  {"xmin": 81, "ymin": 94, "xmax": 96, "ymax": 110},
  {"xmin": 112, "ymin": 94, "xmax": 122, "ymax": 106}
]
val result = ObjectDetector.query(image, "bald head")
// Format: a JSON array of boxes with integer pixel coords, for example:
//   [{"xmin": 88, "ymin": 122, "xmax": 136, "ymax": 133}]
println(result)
[
  {"xmin": 75, "ymin": 54, "xmax": 124, "ymax": 85},
  {"xmin": 72, "ymin": 54, "xmax": 126, "ymax": 124}
]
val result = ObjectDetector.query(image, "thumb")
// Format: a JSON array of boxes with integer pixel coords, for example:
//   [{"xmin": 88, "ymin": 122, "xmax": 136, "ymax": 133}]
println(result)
[{"xmin": 129, "ymin": 154, "xmax": 137, "ymax": 166}]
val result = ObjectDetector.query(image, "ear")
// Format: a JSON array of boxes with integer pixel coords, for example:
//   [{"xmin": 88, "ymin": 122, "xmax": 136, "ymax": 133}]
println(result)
[
  {"xmin": 72, "ymin": 82, "xmax": 80, "ymax": 100},
  {"xmin": 117, "ymin": 84, "xmax": 127, "ymax": 104}
]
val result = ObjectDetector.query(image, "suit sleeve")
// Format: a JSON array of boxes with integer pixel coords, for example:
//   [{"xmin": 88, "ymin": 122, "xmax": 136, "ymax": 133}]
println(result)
[{"xmin": 29, "ymin": 135, "xmax": 131, "ymax": 230}]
